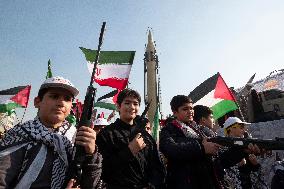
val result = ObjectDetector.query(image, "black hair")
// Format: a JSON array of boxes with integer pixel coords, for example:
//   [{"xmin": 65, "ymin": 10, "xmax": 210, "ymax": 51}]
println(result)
[
  {"xmin": 117, "ymin": 88, "xmax": 141, "ymax": 106},
  {"xmin": 37, "ymin": 88, "xmax": 49, "ymax": 101},
  {"xmin": 170, "ymin": 95, "xmax": 193, "ymax": 112},
  {"xmin": 193, "ymin": 105, "xmax": 213, "ymax": 124}
]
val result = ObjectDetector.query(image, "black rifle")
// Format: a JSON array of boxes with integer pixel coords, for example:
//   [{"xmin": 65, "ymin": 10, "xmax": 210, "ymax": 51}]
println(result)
[
  {"xmin": 130, "ymin": 102, "xmax": 151, "ymax": 140},
  {"xmin": 208, "ymin": 136, "xmax": 284, "ymax": 150},
  {"xmin": 71, "ymin": 22, "xmax": 106, "ymax": 188}
]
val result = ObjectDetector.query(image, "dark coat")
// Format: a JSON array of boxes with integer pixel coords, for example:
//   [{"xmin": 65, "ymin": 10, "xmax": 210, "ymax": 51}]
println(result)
[
  {"xmin": 159, "ymin": 120, "xmax": 247, "ymax": 189},
  {"xmin": 96, "ymin": 118, "xmax": 166, "ymax": 189}
]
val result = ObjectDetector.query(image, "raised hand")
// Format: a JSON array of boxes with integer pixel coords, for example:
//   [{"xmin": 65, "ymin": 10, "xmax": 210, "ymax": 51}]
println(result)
[{"xmin": 75, "ymin": 126, "xmax": 97, "ymax": 154}]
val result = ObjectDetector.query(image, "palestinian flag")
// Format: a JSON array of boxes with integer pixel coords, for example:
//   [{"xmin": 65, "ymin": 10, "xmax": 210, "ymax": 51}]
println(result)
[
  {"xmin": 0, "ymin": 85, "xmax": 31, "ymax": 113},
  {"xmin": 80, "ymin": 47, "xmax": 135, "ymax": 90},
  {"xmin": 94, "ymin": 90, "xmax": 118, "ymax": 111},
  {"xmin": 189, "ymin": 73, "xmax": 238, "ymax": 119}
]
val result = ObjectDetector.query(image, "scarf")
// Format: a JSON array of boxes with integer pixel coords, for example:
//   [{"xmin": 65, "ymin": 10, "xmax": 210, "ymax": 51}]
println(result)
[
  {"xmin": 0, "ymin": 117, "xmax": 76, "ymax": 188},
  {"xmin": 171, "ymin": 120, "xmax": 200, "ymax": 138}
]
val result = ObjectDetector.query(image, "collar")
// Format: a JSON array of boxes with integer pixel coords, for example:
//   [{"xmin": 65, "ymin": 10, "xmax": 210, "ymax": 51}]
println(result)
[{"xmin": 116, "ymin": 118, "xmax": 135, "ymax": 130}]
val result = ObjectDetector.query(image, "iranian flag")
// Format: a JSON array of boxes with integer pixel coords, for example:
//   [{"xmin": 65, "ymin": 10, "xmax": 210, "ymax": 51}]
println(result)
[
  {"xmin": 0, "ymin": 85, "xmax": 31, "ymax": 113},
  {"xmin": 189, "ymin": 73, "xmax": 238, "ymax": 119},
  {"xmin": 80, "ymin": 47, "xmax": 135, "ymax": 90},
  {"xmin": 94, "ymin": 90, "xmax": 118, "ymax": 111}
]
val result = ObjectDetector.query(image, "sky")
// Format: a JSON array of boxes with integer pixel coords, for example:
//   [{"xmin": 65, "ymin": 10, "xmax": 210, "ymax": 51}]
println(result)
[{"xmin": 1, "ymin": 0, "xmax": 284, "ymax": 121}]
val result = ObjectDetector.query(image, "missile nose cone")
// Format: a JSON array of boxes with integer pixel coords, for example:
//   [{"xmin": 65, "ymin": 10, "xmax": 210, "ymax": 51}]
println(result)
[
  {"xmin": 148, "ymin": 30, "xmax": 153, "ymax": 43},
  {"xmin": 146, "ymin": 30, "xmax": 155, "ymax": 51}
]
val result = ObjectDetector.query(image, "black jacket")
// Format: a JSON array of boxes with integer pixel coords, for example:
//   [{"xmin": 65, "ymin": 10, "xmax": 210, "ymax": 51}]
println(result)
[
  {"xmin": 96, "ymin": 119, "xmax": 166, "ymax": 189},
  {"xmin": 159, "ymin": 120, "xmax": 247, "ymax": 189}
]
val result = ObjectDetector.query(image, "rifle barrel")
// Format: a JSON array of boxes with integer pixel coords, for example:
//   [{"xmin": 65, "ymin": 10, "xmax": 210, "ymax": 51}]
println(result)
[{"xmin": 90, "ymin": 22, "xmax": 106, "ymax": 86}]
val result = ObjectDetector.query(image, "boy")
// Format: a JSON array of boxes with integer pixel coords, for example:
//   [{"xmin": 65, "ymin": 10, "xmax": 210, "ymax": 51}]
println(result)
[
  {"xmin": 223, "ymin": 117, "xmax": 265, "ymax": 188},
  {"xmin": 93, "ymin": 117, "xmax": 109, "ymax": 133},
  {"xmin": 193, "ymin": 105, "xmax": 217, "ymax": 137},
  {"xmin": 96, "ymin": 88, "xmax": 166, "ymax": 188},
  {"xmin": 159, "ymin": 95, "xmax": 260, "ymax": 189},
  {"xmin": 223, "ymin": 117, "xmax": 250, "ymax": 138},
  {"xmin": 0, "ymin": 76, "xmax": 102, "ymax": 188}
]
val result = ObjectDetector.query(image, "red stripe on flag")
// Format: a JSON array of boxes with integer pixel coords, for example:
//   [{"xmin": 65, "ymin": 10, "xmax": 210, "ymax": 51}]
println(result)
[
  {"xmin": 10, "ymin": 85, "xmax": 31, "ymax": 107},
  {"xmin": 112, "ymin": 90, "xmax": 120, "ymax": 104},
  {"xmin": 94, "ymin": 78, "xmax": 128, "ymax": 90},
  {"xmin": 214, "ymin": 74, "xmax": 236, "ymax": 101}
]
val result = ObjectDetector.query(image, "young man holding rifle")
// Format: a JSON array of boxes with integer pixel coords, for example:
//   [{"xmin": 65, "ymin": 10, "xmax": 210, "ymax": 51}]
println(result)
[
  {"xmin": 0, "ymin": 76, "xmax": 102, "ymax": 188},
  {"xmin": 96, "ymin": 88, "xmax": 166, "ymax": 189},
  {"xmin": 159, "ymin": 95, "xmax": 261, "ymax": 189}
]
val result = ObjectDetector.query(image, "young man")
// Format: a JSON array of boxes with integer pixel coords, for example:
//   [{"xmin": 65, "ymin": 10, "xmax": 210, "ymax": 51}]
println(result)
[
  {"xmin": 193, "ymin": 105, "xmax": 217, "ymax": 137},
  {"xmin": 0, "ymin": 76, "xmax": 102, "ymax": 189},
  {"xmin": 223, "ymin": 117, "xmax": 250, "ymax": 138},
  {"xmin": 96, "ymin": 88, "xmax": 166, "ymax": 189},
  {"xmin": 159, "ymin": 95, "xmax": 260, "ymax": 189},
  {"xmin": 223, "ymin": 117, "xmax": 266, "ymax": 189}
]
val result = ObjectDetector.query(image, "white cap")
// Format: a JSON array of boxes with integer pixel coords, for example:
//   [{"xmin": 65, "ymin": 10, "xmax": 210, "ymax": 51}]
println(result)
[
  {"xmin": 223, "ymin": 117, "xmax": 251, "ymax": 129},
  {"xmin": 94, "ymin": 118, "xmax": 109, "ymax": 126},
  {"xmin": 40, "ymin": 76, "xmax": 79, "ymax": 97}
]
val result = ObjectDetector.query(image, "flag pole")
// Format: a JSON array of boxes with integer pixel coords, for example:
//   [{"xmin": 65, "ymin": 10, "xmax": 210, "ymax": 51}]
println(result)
[
  {"xmin": 20, "ymin": 107, "xmax": 28, "ymax": 124},
  {"xmin": 14, "ymin": 111, "xmax": 20, "ymax": 124},
  {"xmin": 218, "ymin": 73, "xmax": 245, "ymax": 121}
]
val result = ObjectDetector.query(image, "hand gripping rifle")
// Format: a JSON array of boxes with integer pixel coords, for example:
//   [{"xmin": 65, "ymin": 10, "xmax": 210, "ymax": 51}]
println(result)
[
  {"xmin": 71, "ymin": 22, "xmax": 106, "ymax": 187},
  {"xmin": 208, "ymin": 136, "xmax": 284, "ymax": 150},
  {"xmin": 130, "ymin": 102, "xmax": 151, "ymax": 140}
]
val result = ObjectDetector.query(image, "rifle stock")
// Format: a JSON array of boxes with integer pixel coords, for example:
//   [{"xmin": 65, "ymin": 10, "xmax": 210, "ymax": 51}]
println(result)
[{"xmin": 208, "ymin": 136, "xmax": 284, "ymax": 150}]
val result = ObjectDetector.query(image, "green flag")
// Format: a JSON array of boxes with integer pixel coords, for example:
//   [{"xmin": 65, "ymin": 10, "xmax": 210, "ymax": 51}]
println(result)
[
  {"xmin": 152, "ymin": 107, "xmax": 160, "ymax": 141},
  {"xmin": 66, "ymin": 114, "xmax": 76, "ymax": 126},
  {"xmin": 46, "ymin": 59, "xmax": 53, "ymax": 79}
]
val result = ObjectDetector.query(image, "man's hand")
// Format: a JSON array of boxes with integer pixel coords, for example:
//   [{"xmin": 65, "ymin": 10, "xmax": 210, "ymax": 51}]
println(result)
[
  {"xmin": 238, "ymin": 158, "xmax": 246, "ymax": 166},
  {"xmin": 66, "ymin": 179, "xmax": 80, "ymax": 189},
  {"xmin": 202, "ymin": 138, "xmax": 221, "ymax": 155},
  {"xmin": 75, "ymin": 126, "xmax": 97, "ymax": 154},
  {"xmin": 128, "ymin": 133, "xmax": 146, "ymax": 155},
  {"xmin": 244, "ymin": 143, "xmax": 261, "ymax": 155},
  {"xmin": 248, "ymin": 154, "xmax": 258, "ymax": 165}
]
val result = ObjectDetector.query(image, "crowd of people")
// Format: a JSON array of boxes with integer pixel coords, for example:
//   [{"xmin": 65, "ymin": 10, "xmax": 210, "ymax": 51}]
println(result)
[{"xmin": 0, "ymin": 76, "xmax": 283, "ymax": 189}]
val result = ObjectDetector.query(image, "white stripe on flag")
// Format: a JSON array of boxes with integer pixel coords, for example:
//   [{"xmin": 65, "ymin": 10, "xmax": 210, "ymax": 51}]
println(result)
[
  {"xmin": 87, "ymin": 62, "xmax": 131, "ymax": 80},
  {"xmin": 99, "ymin": 97, "xmax": 114, "ymax": 104},
  {"xmin": 0, "ymin": 95, "xmax": 13, "ymax": 104},
  {"xmin": 194, "ymin": 90, "xmax": 223, "ymax": 107}
]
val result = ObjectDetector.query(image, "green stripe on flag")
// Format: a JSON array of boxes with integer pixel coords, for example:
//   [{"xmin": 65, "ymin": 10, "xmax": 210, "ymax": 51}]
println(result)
[
  {"xmin": 80, "ymin": 47, "xmax": 135, "ymax": 64},
  {"xmin": 152, "ymin": 107, "xmax": 160, "ymax": 141},
  {"xmin": 211, "ymin": 100, "xmax": 238, "ymax": 120},
  {"xmin": 0, "ymin": 102, "xmax": 22, "ymax": 113},
  {"xmin": 94, "ymin": 102, "xmax": 117, "ymax": 110}
]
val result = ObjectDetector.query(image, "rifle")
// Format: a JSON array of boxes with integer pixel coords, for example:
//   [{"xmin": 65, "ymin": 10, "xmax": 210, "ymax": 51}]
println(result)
[
  {"xmin": 71, "ymin": 22, "xmax": 106, "ymax": 187},
  {"xmin": 130, "ymin": 102, "xmax": 151, "ymax": 140},
  {"xmin": 208, "ymin": 136, "xmax": 284, "ymax": 150}
]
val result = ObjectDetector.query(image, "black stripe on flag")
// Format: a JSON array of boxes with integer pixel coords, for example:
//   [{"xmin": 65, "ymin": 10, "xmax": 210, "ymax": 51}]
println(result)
[
  {"xmin": 0, "ymin": 86, "xmax": 28, "ymax": 95},
  {"xmin": 97, "ymin": 90, "xmax": 118, "ymax": 102},
  {"xmin": 188, "ymin": 73, "xmax": 219, "ymax": 103}
]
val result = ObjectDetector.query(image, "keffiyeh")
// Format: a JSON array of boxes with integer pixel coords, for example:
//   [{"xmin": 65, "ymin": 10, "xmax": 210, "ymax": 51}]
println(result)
[{"xmin": 0, "ymin": 117, "xmax": 76, "ymax": 188}]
